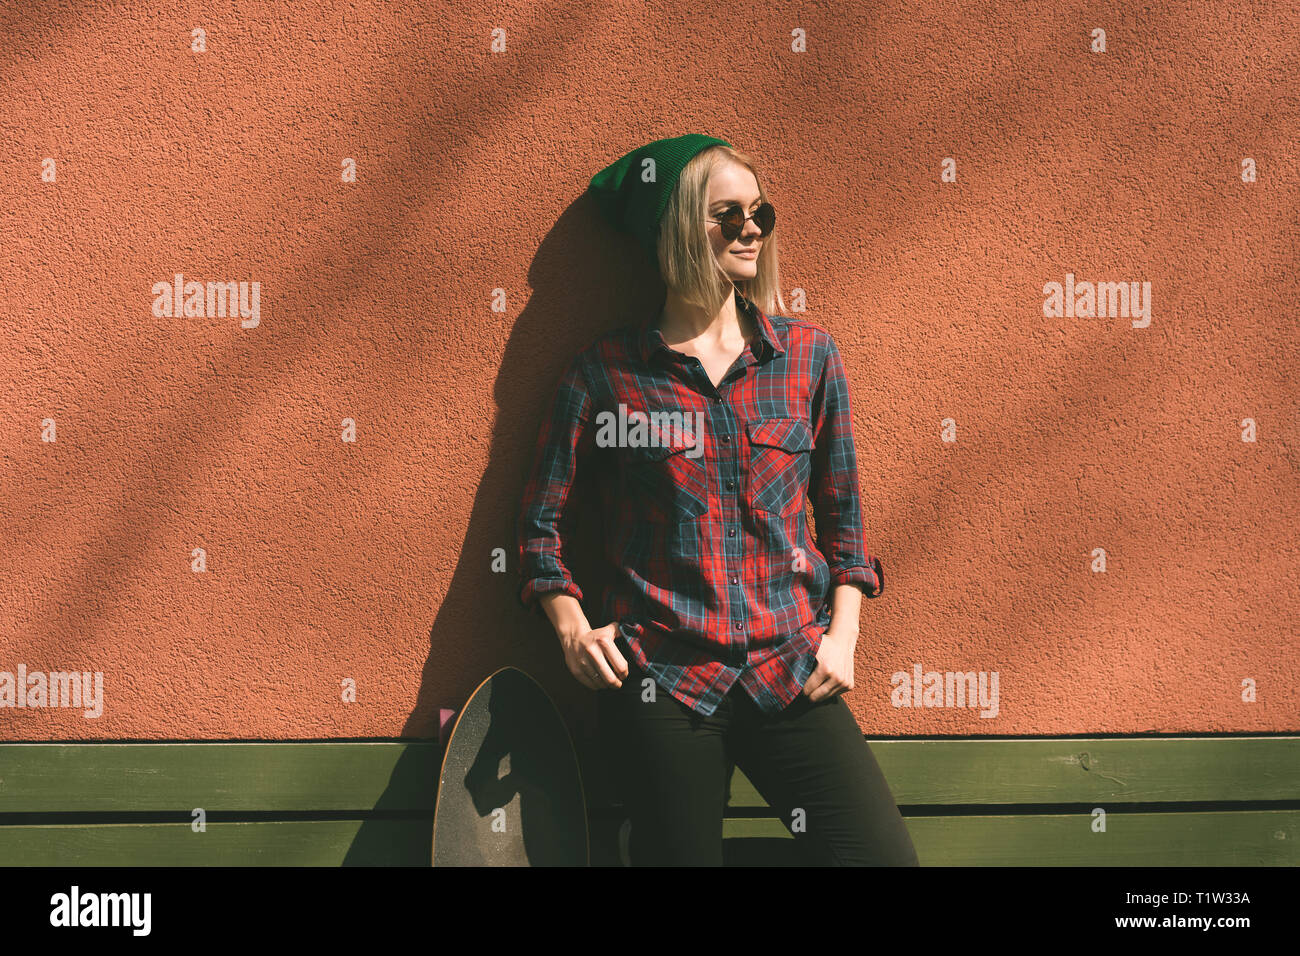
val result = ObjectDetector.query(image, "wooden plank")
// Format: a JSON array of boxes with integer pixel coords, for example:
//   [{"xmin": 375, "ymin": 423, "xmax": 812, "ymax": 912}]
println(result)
[
  {"xmin": 0, "ymin": 743, "xmax": 440, "ymax": 813},
  {"xmin": 726, "ymin": 737, "xmax": 1300, "ymax": 808},
  {"xmin": 5, "ymin": 737, "xmax": 1296, "ymax": 829},
  {"xmin": 5, "ymin": 812, "xmax": 1295, "ymax": 867},
  {"xmin": 720, "ymin": 810, "xmax": 1300, "ymax": 866},
  {"xmin": 0, "ymin": 820, "xmax": 432, "ymax": 866}
]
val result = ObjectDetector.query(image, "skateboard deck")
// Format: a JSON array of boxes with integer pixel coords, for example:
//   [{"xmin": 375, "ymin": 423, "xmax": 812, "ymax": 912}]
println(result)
[{"xmin": 432, "ymin": 666, "xmax": 588, "ymax": 866}]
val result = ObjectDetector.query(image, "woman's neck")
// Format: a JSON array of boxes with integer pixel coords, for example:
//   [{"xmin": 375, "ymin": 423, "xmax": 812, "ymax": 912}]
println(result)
[{"xmin": 657, "ymin": 286, "xmax": 753, "ymax": 351}]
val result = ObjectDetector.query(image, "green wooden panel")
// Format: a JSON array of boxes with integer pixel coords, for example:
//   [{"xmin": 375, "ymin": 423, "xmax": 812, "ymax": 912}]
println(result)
[
  {"xmin": 0, "ymin": 820, "xmax": 432, "ymax": 866},
  {"xmin": 4, "ymin": 739, "xmax": 1297, "ymax": 867},
  {"xmin": 4, "ymin": 737, "xmax": 1295, "ymax": 813},
  {"xmin": 0, "ymin": 743, "xmax": 440, "ymax": 813},
  {"xmin": 726, "ymin": 737, "xmax": 1300, "ymax": 808},
  {"xmin": 721, "ymin": 810, "xmax": 1300, "ymax": 866},
  {"xmin": 18, "ymin": 809, "xmax": 1280, "ymax": 866}
]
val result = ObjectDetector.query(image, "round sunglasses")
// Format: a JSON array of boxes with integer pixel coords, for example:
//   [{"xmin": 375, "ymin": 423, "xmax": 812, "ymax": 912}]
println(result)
[{"xmin": 707, "ymin": 201, "xmax": 776, "ymax": 241}]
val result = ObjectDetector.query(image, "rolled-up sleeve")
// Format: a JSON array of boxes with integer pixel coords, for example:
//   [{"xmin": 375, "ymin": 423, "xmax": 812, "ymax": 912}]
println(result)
[
  {"xmin": 516, "ymin": 354, "xmax": 595, "ymax": 615},
  {"xmin": 808, "ymin": 335, "xmax": 885, "ymax": 598}
]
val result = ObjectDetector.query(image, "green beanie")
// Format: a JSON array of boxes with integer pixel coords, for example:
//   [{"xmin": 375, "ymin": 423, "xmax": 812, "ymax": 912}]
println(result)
[{"xmin": 588, "ymin": 134, "xmax": 732, "ymax": 264}]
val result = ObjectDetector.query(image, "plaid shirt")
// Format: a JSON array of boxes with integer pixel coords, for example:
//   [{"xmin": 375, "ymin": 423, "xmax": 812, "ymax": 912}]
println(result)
[{"xmin": 516, "ymin": 290, "xmax": 884, "ymax": 716}]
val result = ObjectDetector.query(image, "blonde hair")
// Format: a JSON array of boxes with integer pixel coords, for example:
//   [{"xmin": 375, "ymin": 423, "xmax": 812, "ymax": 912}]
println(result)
[{"xmin": 656, "ymin": 144, "xmax": 787, "ymax": 318}]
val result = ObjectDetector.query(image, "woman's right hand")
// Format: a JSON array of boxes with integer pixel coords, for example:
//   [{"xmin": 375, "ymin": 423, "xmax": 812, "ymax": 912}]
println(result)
[{"xmin": 561, "ymin": 622, "xmax": 629, "ymax": 690}]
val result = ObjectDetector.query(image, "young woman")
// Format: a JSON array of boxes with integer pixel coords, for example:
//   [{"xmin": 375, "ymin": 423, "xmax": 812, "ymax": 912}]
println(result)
[{"xmin": 516, "ymin": 134, "xmax": 918, "ymax": 866}]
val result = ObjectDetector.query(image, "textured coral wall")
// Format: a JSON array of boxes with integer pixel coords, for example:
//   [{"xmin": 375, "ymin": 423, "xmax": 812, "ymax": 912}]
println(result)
[{"xmin": 1, "ymin": 1, "xmax": 1296, "ymax": 741}]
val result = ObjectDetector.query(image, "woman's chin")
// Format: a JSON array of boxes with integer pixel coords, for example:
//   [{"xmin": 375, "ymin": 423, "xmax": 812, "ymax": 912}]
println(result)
[{"xmin": 720, "ymin": 260, "xmax": 759, "ymax": 281}]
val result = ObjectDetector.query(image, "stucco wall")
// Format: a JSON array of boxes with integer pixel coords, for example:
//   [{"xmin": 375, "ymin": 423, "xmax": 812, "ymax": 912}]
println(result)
[{"xmin": 1, "ymin": 1, "xmax": 1296, "ymax": 740}]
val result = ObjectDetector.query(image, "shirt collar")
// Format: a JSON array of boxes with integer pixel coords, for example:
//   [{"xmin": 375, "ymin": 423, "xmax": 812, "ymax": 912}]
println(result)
[{"xmin": 639, "ymin": 289, "xmax": 785, "ymax": 364}]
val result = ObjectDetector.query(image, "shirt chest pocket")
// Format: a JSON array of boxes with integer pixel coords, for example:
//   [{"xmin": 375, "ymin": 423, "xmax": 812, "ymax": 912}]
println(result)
[
  {"xmin": 623, "ymin": 435, "xmax": 710, "ymax": 522},
  {"xmin": 746, "ymin": 417, "xmax": 813, "ymax": 517}
]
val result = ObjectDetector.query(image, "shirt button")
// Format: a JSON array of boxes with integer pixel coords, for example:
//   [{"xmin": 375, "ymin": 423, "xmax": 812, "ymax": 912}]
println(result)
[
  {"xmin": 728, "ymin": 528, "xmax": 736, "ymax": 537},
  {"xmin": 721, "ymin": 434, "xmax": 730, "ymax": 443},
  {"xmin": 734, "ymin": 622, "xmax": 743, "ymax": 631},
  {"xmin": 725, "ymin": 480, "xmax": 735, "ymax": 490},
  {"xmin": 731, "ymin": 575, "xmax": 739, "ymax": 585}
]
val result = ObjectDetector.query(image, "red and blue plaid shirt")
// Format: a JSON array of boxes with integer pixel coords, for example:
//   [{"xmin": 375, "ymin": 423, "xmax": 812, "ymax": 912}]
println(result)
[{"xmin": 516, "ymin": 289, "xmax": 884, "ymax": 716}]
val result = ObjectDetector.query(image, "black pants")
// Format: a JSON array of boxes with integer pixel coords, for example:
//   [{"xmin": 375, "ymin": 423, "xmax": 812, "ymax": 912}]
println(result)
[{"xmin": 599, "ymin": 635, "xmax": 920, "ymax": 866}]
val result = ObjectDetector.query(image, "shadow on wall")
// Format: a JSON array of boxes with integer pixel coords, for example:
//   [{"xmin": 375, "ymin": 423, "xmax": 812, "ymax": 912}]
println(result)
[{"xmin": 399, "ymin": 190, "xmax": 661, "ymax": 757}]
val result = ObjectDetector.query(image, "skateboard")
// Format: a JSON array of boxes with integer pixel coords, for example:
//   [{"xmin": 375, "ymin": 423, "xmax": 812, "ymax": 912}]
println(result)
[{"xmin": 432, "ymin": 666, "xmax": 589, "ymax": 866}]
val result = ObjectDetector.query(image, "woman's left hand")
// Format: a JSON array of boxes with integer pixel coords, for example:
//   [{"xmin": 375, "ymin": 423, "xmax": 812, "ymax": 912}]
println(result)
[{"xmin": 802, "ymin": 625, "xmax": 858, "ymax": 702}]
